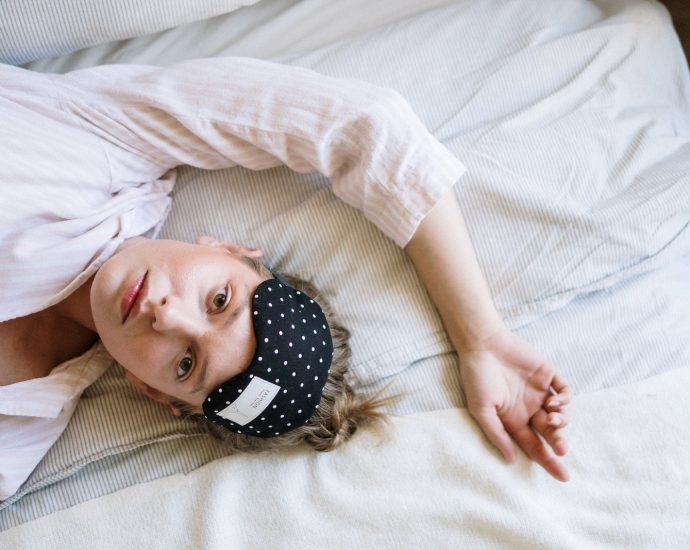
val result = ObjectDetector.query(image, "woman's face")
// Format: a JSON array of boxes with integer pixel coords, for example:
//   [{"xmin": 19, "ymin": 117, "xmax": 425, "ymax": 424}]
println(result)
[{"xmin": 90, "ymin": 237, "xmax": 270, "ymax": 411}]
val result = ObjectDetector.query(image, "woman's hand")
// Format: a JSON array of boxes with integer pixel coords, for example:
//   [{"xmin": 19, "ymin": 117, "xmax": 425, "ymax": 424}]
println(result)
[
  {"xmin": 404, "ymin": 188, "xmax": 575, "ymax": 482},
  {"xmin": 457, "ymin": 325, "xmax": 572, "ymax": 482}
]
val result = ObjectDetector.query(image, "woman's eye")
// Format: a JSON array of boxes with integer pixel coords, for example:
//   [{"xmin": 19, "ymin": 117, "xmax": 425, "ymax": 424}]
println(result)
[
  {"xmin": 211, "ymin": 287, "xmax": 229, "ymax": 312},
  {"xmin": 177, "ymin": 351, "xmax": 194, "ymax": 379}
]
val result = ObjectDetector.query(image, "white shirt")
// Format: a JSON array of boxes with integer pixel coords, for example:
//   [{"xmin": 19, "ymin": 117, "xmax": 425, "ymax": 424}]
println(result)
[
  {"xmin": 0, "ymin": 56, "xmax": 466, "ymax": 501},
  {"xmin": 0, "ymin": 344, "xmax": 111, "ymax": 501}
]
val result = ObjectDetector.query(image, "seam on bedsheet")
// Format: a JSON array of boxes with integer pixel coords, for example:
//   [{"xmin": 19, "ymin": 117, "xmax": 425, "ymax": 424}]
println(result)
[
  {"xmin": 350, "ymin": 328, "xmax": 454, "ymax": 387},
  {"xmin": 503, "ymin": 218, "xmax": 690, "ymax": 321}
]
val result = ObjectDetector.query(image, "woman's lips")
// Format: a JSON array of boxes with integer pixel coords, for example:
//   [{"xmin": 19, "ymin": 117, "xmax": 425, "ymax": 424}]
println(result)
[{"xmin": 121, "ymin": 272, "xmax": 148, "ymax": 324}]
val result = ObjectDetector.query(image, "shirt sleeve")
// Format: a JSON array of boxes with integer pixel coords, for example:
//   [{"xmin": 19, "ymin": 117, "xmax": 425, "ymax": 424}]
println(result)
[{"xmin": 55, "ymin": 57, "xmax": 466, "ymax": 247}]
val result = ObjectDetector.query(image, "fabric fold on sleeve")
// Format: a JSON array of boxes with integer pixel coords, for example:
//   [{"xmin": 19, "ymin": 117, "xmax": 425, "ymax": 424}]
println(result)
[{"xmin": 57, "ymin": 56, "xmax": 466, "ymax": 246}]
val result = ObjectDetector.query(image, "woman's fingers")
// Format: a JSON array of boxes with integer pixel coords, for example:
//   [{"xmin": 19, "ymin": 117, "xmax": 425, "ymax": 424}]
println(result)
[
  {"xmin": 546, "ymin": 372, "xmax": 574, "ymax": 409},
  {"xmin": 546, "ymin": 410, "xmax": 570, "ymax": 428},
  {"xmin": 532, "ymin": 408, "xmax": 569, "ymax": 456},
  {"xmin": 469, "ymin": 409, "xmax": 570, "ymax": 480},
  {"xmin": 511, "ymin": 423, "xmax": 570, "ymax": 482},
  {"xmin": 469, "ymin": 405, "xmax": 518, "ymax": 464}
]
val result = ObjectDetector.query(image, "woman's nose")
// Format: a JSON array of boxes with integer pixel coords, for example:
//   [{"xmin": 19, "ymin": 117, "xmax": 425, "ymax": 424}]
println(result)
[{"xmin": 151, "ymin": 296, "xmax": 200, "ymax": 337}]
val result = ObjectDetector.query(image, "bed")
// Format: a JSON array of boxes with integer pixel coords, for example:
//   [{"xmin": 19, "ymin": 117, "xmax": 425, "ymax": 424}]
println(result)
[{"xmin": 1, "ymin": 0, "xmax": 689, "ymax": 547}]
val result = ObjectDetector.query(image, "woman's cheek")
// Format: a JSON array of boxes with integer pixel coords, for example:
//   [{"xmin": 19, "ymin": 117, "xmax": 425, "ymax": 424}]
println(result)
[{"xmin": 119, "ymin": 339, "xmax": 169, "ymax": 389}]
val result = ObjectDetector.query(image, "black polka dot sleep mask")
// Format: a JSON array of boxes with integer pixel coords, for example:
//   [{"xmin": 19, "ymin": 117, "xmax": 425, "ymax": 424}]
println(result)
[{"xmin": 202, "ymin": 272, "xmax": 333, "ymax": 437}]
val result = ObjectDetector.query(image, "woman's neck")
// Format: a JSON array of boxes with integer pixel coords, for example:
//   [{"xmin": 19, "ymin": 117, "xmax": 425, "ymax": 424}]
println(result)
[
  {"xmin": 0, "ymin": 276, "xmax": 100, "ymax": 385},
  {"xmin": 50, "ymin": 275, "xmax": 98, "ymax": 333}
]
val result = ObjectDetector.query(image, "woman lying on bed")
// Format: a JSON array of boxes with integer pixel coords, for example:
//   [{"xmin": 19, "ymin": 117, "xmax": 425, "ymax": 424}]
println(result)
[{"xmin": 0, "ymin": 57, "xmax": 572, "ymax": 500}]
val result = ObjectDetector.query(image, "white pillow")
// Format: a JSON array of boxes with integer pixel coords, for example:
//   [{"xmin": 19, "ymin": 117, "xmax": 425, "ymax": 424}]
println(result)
[{"xmin": 0, "ymin": 0, "xmax": 262, "ymax": 65}]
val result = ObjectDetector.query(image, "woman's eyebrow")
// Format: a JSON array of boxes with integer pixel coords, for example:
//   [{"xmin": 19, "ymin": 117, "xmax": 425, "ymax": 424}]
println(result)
[{"xmin": 193, "ymin": 297, "xmax": 247, "ymax": 395}]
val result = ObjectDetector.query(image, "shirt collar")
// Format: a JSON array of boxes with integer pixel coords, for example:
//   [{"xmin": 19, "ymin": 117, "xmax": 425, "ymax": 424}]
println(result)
[{"xmin": 0, "ymin": 343, "xmax": 111, "ymax": 418}]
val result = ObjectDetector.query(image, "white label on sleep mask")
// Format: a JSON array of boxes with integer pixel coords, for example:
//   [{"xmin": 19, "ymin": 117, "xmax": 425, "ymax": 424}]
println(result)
[{"xmin": 216, "ymin": 377, "xmax": 281, "ymax": 426}]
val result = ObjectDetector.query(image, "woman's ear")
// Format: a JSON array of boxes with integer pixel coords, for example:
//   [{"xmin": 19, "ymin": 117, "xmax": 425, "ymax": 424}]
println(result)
[
  {"xmin": 195, "ymin": 235, "xmax": 263, "ymax": 258},
  {"xmin": 123, "ymin": 371, "xmax": 183, "ymax": 417}
]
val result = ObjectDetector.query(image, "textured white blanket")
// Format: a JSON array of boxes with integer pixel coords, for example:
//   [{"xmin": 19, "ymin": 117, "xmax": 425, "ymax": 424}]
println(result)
[{"xmin": 3, "ymin": 365, "xmax": 689, "ymax": 549}]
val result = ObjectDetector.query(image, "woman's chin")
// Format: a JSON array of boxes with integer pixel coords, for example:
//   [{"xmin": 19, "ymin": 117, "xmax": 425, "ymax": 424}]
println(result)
[{"xmin": 90, "ymin": 273, "xmax": 121, "ymax": 347}]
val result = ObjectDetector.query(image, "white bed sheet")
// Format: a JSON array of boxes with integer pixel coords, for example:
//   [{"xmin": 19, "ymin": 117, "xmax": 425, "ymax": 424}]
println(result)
[{"xmin": 3, "ymin": 364, "xmax": 689, "ymax": 549}]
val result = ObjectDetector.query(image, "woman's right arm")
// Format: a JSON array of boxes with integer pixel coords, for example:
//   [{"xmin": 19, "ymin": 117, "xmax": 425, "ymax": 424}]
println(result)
[{"xmin": 404, "ymin": 189, "xmax": 573, "ymax": 482}]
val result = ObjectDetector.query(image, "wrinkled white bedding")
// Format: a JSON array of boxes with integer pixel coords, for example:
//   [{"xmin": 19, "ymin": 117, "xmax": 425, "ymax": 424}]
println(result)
[
  {"xmin": 21, "ymin": 0, "xmax": 690, "ymax": 392},
  {"xmin": 2, "ymin": 365, "xmax": 689, "ymax": 549}
]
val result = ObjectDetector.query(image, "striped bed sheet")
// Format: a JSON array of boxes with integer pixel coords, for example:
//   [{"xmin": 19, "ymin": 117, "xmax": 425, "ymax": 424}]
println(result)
[{"xmin": 0, "ymin": 0, "xmax": 262, "ymax": 65}]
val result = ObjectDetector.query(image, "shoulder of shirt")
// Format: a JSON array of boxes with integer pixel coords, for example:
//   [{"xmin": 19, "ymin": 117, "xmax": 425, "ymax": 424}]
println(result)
[{"xmin": 0, "ymin": 342, "xmax": 112, "ymax": 418}]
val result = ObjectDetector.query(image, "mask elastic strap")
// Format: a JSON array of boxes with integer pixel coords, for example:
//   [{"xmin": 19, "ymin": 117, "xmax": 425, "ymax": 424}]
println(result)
[{"xmin": 271, "ymin": 270, "xmax": 291, "ymax": 287}]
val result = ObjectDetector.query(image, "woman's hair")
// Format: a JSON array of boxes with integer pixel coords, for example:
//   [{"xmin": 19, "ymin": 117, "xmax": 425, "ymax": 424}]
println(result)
[{"xmin": 168, "ymin": 257, "xmax": 402, "ymax": 454}]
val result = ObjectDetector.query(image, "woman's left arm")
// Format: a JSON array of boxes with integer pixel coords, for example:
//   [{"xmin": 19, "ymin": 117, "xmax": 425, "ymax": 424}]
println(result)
[
  {"xmin": 404, "ymin": 188, "xmax": 573, "ymax": 483},
  {"xmin": 51, "ymin": 57, "xmax": 464, "ymax": 250}
]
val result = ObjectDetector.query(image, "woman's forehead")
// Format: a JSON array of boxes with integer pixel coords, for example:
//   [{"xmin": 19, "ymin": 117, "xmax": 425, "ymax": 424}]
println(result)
[{"xmin": 147, "ymin": 239, "xmax": 241, "ymax": 268}]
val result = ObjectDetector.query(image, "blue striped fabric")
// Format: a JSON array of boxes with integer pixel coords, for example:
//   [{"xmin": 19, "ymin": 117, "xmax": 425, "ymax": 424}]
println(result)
[{"xmin": 0, "ymin": 0, "xmax": 261, "ymax": 65}]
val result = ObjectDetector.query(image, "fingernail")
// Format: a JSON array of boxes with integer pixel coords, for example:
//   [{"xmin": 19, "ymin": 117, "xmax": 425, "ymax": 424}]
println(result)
[
  {"xmin": 550, "ymin": 401, "xmax": 560, "ymax": 408},
  {"xmin": 550, "ymin": 416, "xmax": 561, "ymax": 426}
]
